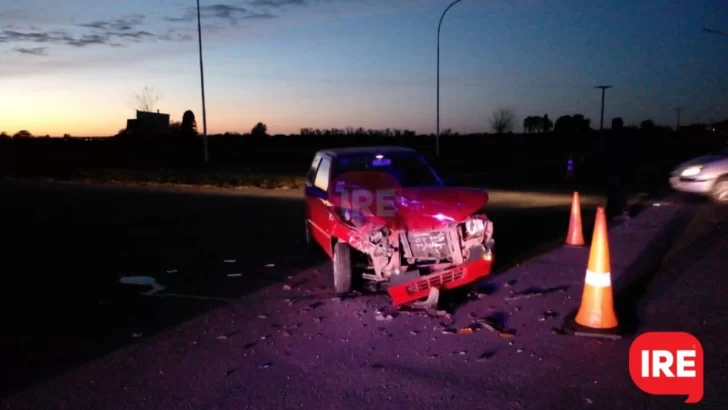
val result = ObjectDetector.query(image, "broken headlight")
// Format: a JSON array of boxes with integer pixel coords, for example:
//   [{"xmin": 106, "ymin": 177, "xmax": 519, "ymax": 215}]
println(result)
[
  {"xmin": 368, "ymin": 226, "xmax": 390, "ymax": 243},
  {"xmin": 331, "ymin": 206, "xmax": 368, "ymax": 227},
  {"xmin": 461, "ymin": 215, "xmax": 491, "ymax": 241},
  {"xmin": 465, "ymin": 218, "xmax": 485, "ymax": 237}
]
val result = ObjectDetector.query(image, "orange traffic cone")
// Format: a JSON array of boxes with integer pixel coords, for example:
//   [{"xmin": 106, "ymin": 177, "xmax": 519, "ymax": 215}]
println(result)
[
  {"xmin": 566, "ymin": 191, "xmax": 585, "ymax": 246},
  {"xmin": 573, "ymin": 206, "xmax": 620, "ymax": 338}
]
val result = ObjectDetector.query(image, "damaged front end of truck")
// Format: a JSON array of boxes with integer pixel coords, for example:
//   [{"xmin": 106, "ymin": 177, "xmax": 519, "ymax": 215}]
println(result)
[{"xmin": 328, "ymin": 176, "xmax": 495, "ymax": 306}]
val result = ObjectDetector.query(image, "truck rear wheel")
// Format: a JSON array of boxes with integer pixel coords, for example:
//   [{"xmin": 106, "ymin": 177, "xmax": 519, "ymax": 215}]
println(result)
[{"xmin": 333, "ymin": 242, "xmax": 353, "ymax": 295}]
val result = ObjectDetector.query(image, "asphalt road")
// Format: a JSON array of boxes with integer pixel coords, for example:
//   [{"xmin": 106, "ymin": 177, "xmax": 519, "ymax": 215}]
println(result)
[{"xmin": 0, "ymin": 179, "xmax": 626, "ymax": 403}]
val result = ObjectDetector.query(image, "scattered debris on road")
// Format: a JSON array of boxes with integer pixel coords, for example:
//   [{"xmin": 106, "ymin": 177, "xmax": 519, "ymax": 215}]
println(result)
[
  {"xmin": 505, "ymin": 285, "xmax": 569, "ymax": 301},
  {"xmin": 282, "ymin": 284, "xmax": 292, "ymax": 291},
  {"xmin": 216, "ymin": 335, "xmax": 228, "ymax": 341},
  {"xmin": 258, "ymin": 314, "xmax": 268, "ymax": 319},
  {"xmin": 551, "ymin": 327, "xmax": 568, "ymax": 335},
  {"xmin": 478, "ymin": 351, "xmax": 495, "ymax": 361},
  {"xmin": 309, "ymin": 301, "xmax": 324, "ymax": 309},
  {"xmin": 538, "ymin": 310, "xmax": 559, "ymax": 321},
  {"xmin": 457, "ymin": 327, "xmax": 474, "ymax": 335},
  {"xmin": 119, "ymin": 276, "xmax": 165, "ymax": 295},
  {"xmin": 259, "ymin": 362, "xmax": 274, "ymax": 369}
]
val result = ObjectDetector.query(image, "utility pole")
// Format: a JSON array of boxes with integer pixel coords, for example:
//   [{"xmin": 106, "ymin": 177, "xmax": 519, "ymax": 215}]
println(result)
[
  {"xmin": 675, "ymin": 107, "xmax": 683, "ymax": 131},
  {"xmin": 436, "ymin": 0, "xmax": 464, "ymax": 157},
  {"xmin": 197, "ymin": 0, "xmax": 209, "ymax": 164},
  {"xmin": 595, "ymin": 85, "xmax": 612, "ymax": 133}
]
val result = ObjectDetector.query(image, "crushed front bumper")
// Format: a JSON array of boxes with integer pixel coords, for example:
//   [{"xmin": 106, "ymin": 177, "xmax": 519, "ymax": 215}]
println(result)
[{"xmin": 386, "ymin": 253, "xmax": 493, "ymax": 306}]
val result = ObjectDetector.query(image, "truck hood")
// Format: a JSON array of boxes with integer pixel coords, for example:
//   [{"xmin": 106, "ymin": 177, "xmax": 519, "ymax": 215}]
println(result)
[{"xmin": 329, "ymin": 172, "xmax": 489, "ymax": 230}]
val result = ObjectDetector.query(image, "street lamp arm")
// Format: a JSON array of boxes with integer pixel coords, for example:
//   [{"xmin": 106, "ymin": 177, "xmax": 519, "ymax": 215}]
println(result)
[
  {"xmin": 438, "ymin": 0, "xmax": 463, "ymax": 34},
  {"xmin": 436, "ymin": 0, "xmax": 463, "ymax": 157}
]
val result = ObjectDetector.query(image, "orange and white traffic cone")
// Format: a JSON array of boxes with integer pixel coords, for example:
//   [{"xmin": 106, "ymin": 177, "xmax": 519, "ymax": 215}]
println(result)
[
  {"xmin": 572, "ymin": 206, "xmax": 621, "ymax": 338},
  {"xmin": 565, "ymin": 191, "xmax": 585, "ymax": 246}
]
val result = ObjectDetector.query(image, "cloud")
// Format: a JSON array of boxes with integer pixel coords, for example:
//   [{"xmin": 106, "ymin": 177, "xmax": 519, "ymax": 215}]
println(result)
[
  {"xmin": 14, "ymin": 47, "xmax": 48, "ymax": 56},
  {"xmin": 78, "ymin": 14, "xmax": 146, "ymax": 31},
  {"xmin": 249, "ymin": 0, "xmax": 307, "ymax": 7},
  {"xmin": 165, "ymin": 3, "xmax": 279, "ymax": 25},
  {"xmin": 0, "ymin": 29, "xmax": 156, "ymax": 49},
  {"xmin": 158, "ymin": 29, "xmax": 194, "ymax": 42}
]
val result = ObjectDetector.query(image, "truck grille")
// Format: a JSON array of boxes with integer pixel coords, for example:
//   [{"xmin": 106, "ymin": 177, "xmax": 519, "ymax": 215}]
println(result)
[
  {"xmin": 406, "ymin": 230, "xmax": 451, "ymax": 259},
  {"xmin": 406, "ymin": 267, "xmax": 465, "ymax": 293}
]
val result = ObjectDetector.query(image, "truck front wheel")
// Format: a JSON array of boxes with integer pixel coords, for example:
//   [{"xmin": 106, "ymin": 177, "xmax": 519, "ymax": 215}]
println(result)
[{"xmin": 333, "ymin": 242, "xmax": 353, "ymax": 295}]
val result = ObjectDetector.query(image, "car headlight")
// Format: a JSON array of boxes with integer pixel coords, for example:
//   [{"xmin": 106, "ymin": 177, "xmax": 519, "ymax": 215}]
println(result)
[{"xmin": 680, "ymin": 166, "xmax": 702, "ymax": 177}]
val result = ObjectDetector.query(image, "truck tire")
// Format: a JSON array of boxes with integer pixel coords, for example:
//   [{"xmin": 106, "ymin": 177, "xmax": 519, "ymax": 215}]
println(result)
[{"xmin": 333, "ymin": 242, "xmax": 353, "ymax": 295}]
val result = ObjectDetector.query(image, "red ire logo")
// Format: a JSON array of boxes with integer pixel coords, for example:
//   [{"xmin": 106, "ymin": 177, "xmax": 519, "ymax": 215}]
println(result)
[{"xmin": 629, "ymin": 332, "xmax": 704, "ymax": 403}]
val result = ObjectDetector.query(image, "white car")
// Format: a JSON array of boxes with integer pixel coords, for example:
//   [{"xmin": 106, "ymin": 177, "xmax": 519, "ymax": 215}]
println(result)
[{"xmin": 670, "ymin": 148, "xmax": 728, "ymax": 203}]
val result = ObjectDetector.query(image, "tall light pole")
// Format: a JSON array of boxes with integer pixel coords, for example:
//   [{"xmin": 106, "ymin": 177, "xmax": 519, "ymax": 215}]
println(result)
[
  {"xmin": 675, "ymin": 107, "xmax": 683, "ymax": 130},
  {"xmin": 436, "ymin": 0, "xmax": 463, "ymax": 157},
  {"xmin": 595, "ymin": 85, "xmax": 612, "ymax": 133},
  {"xmin": 197, "ymin": 0, "xmax": 209, "ymax": 164}
]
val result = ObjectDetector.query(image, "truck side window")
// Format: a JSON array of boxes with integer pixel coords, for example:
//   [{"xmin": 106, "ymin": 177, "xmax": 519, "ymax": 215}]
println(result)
[
  {"xmin": 314, "ymin": 156, "xmax": 332, "ymax": 191},
  {"xmin": 307, "ymin": 154, "xmax": 321, "ymax": 185}
]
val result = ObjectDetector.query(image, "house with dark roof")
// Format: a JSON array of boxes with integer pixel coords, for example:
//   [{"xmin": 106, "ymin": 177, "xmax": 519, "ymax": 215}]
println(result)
[{"xmin": 126, "ymin": 110, "xmax": 170, "ymax": 134}]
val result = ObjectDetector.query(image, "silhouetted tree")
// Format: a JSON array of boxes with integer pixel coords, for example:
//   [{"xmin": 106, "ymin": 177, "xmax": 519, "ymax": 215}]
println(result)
[
  {"xmin": 611, "ymin": 117, "xmax": 624, "ymax": 129},
  {"xmin": 490, "ymin": 108, "xmax": 514, "ymax": 134},
  {"xmin": 640, "ymin": 119, "xmax": 655, "ymax": 131},
  {"xmin": 251, "ymin": 122, "xmax": 268, "ymax": 137},
  {"xmin": 181, "ymin": 110, "xmax": 197, "ymax": 135},
  {"xmin": 523, "ymin": 116, "xmax": 535, "ymax": 133},
  {"xmin": 134, "ymin": 85, "xmax": 161, "ymax": 112},
  {"xmin": 13, "ymin": 130, "xmax": 32, "ymax": 139},
  {"xmin": 542, "ymin": 114, "xmax": 553, "ymax": 133},
  {"xmin": 555, "ymin": 114, "xmax": 591, "ymax": 133}
]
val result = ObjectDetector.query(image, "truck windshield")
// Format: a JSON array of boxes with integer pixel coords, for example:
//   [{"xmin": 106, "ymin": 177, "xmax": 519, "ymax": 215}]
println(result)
[{"xmin": 332, "ymin": 152, "xmax": 443, "ymax": 188}]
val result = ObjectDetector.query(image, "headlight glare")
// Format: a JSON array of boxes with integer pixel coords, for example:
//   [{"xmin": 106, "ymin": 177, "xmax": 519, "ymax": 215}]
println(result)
[{"xmin": 681, "ymin": 166, "xmax": 702, "ymax": 177}]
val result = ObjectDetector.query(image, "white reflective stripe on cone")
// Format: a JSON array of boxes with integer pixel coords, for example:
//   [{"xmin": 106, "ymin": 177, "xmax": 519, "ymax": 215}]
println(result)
[{"xmin": 584, "ymin": 270, "xmax": 611, "ymax": 288}]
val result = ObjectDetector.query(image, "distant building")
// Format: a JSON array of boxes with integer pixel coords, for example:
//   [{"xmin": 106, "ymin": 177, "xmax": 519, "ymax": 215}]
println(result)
[{"xmin": 126, "ymin": 110, "xmax": 170, "ymax": 133}]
